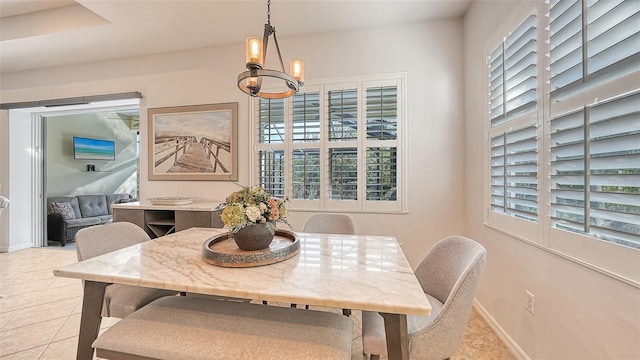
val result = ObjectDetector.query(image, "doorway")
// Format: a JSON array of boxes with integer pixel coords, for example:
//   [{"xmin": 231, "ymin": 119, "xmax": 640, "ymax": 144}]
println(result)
[{"xmin": 41, "ymin": 102, "xmax": 140, "ymax": 247}]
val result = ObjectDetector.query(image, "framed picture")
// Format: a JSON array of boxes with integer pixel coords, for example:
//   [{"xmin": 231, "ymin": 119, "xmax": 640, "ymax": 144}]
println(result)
[{"xmin": 148, "ymin": 103, "xmax": 238, "ymax": 181}]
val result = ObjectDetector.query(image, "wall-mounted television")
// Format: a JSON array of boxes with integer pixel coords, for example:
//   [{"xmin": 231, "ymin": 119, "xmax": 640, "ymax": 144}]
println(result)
[{"xmin": 73, "ymin": 136, "xmax": 116, "ymax": 160}]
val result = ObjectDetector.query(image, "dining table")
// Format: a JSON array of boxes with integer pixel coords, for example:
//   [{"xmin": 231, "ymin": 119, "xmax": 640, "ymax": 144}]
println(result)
[{"xmin": 53, "ymin": 227, "xmax": 432, "ymax": 360}]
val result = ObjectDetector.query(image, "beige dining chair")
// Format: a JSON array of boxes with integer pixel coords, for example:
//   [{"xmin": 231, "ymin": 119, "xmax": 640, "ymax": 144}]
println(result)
[
  {"xmin": 298, "ymin": 213, "xmax": 356, "ymax": 315},
  {"xmin": 75, "ymin": 222, "xmax": 177, "ymax": 318},
  {"xmin": 362, "ymin": 235, "xmax": 487, "ymax": 360},
  {"xmin": 303, "ymin": 213, "xmax": 356, "ymax": 235}
]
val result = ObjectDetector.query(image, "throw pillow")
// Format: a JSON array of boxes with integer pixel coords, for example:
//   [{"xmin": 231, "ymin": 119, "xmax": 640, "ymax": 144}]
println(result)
[
  {"xmin": 51, "ymin": 202, "xmax": 76, "ymax": 220},
  {"xmin": 118, "ymin": 198, "xmax": 139, "ymax": 203}
]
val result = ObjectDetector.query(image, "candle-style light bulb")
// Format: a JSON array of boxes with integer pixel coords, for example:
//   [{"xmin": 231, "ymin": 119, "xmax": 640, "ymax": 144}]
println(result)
[
  {"xmin": 246, "ymin": 37, "xmax": 263, "ymax": 68},
  {"xmin": 247, "ymin": 77, "xmax": 258, "ymax": 89},
  {"xmin": 290, "ymin": 59, "xmax": 304, "ymax": 83}
]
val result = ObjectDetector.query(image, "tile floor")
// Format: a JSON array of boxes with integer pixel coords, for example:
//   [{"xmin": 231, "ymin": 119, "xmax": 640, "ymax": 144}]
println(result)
[{"xmin": 1, "ymin": 247, "xmax": 515, "ymax": 359}]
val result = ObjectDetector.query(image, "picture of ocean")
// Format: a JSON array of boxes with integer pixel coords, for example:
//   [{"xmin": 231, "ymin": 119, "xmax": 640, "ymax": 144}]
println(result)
[{"xmin": 73, "ymin": 137, "xmax": 115, "ymax": 160}]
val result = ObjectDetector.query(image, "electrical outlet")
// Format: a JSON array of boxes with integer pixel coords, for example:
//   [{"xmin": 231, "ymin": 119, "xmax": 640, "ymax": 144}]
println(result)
[{"xmin": 526, "ymin": 291, "xmax": 535, "ymax": 314}]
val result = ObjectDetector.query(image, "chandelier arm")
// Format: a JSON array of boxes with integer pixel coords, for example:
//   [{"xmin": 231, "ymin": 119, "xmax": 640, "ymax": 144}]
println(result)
[
  {"xmin": 271, "ymin": 31, "xmax": 287, "ymax": 73},
  {"xmin": 238, "ymin": 69, "xmax": 300, "ymax": 98}
]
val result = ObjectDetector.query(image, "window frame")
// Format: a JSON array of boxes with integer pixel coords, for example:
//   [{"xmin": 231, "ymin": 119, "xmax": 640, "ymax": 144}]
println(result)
[
  {"xmin": 484, "ymin": 1, "xmax": 542, "ymax": 244},
  {"xmin": 251, "ymin": 73, "xmax": 407, "ymax": 214},
  {"xmin": 485, "ymin": 0, "xmax": 640, "ymax": 285}
]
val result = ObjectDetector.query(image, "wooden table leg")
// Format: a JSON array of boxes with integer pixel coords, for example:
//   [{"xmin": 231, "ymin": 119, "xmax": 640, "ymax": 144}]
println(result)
[
  {"xmin": 380, "ymin": 312, "xmax": 409, "ymax": 360},
  {"xmin": 76, "ymin": 281, "xmax": 108, "ymax": 360}
]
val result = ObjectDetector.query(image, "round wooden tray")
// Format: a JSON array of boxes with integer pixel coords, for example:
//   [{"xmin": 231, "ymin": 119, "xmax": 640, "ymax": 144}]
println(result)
[{"xmin": 201, "ymin": 229, "xmax": 300, "ymax": 267}]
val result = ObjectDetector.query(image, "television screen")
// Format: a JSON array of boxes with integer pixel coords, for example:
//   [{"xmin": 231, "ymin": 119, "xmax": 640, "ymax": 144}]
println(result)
[{"xmin": 73, "ymin": 136, "xmax": 116, "ymax": 160}]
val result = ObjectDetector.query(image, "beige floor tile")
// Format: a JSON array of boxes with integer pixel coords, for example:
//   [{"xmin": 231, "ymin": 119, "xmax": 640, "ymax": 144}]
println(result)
[
  {"xmin": 30, "ymin": 284, "xmax": 83, "ymax": 306},
  {"xmin": 0, "ymin": 292, "xmax": 39, "ymax": 314},
  {"xmin": 0, "ymin": 310, "xmax": 17, "ymax": 328},
  {"xmin": 0, "ymin": 345, "xmax": 45, "ymax": 359},
  {"xmin": 51, "ymin": 313, "xmax": 81, "ymax": 342},
  {"xmin": 48, "ymin": 277, "xmax": 82, "ymax": 289},
  {"xmin": 2, "ymin": 297, "xmax": 79, "ymax": 330},
  {"xmin": 0, "ymin": 279, "xmax": 53, "ymax": 297},
  {"xmin": 0, "ymin": 317, "xmax": 62, "ymax": 357},
  {"xmin": 13, "ymin": 268, "xmax": 58, "ymax": 283},
  {"xmin": 39, "ymin": 336, "xmax": 78, "ymax": 360}
]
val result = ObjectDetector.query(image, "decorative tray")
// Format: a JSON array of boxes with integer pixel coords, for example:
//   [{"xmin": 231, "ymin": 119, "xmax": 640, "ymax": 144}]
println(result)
[
  {"xmin": 201, "ymin": 229, "xmax": 300, "ymax": 268},
  {"xmin": 148, "ymin": 197, "xmax": 195, "ymax": 205}
]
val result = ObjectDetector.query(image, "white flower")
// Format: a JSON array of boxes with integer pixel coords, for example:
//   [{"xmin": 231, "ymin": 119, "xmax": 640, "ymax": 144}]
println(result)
[
  {"xmin": 259, "ymin": 203, "xmax": 267, "ymax": 212},
  {"xmin": 245, "ymin": 206, "xmax": 261, "ymax": 222}
]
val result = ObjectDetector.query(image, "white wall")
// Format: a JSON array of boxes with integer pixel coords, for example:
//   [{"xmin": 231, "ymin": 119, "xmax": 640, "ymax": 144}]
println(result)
[
  {"xmin": 0, "ymin": 111, "xmax": 10, "ymax": 250},
  {"xmin": 463, "ymin": 1, "xmax": 640, "ymax": 359},
  {"xmin": 0, "ymin": 109, "xmax": 35, "ymax": 252},
  {"xmin": 0, "ymin": 19, "xmax": 465, "ymax": 266},
  {"xmin": 45, "ymin": 111, "xmax": 137, "ymax": 197}
]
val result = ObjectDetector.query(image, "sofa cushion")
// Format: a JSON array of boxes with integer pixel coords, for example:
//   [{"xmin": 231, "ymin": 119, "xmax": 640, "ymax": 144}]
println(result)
[
  {"xmin": 51, "ymin": 202, "xmax": 76, "ymax": 220},
  {"xmin": 106, "ymin": 194, "xmax": 132, "ymax": 214},
  {"xmin": 66, "ymin": 217, "xmax": 102, "ymax": 228},
  {"xmin": 78, "ymin": 195, "xmax": 109, "ymax": 217},
  {"xmin": 47, "ymin": 197, "xmax": 82, "ymax": 219}
]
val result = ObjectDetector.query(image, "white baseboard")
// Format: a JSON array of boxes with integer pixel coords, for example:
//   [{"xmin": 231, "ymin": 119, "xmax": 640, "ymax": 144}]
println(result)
[
  {"xmin": 0, "ymin": 242, "xmax": 32, "ymax": 253},
  {"xmin": 472, "ymin": 299, "xmax": 531, "ymax": 360}
]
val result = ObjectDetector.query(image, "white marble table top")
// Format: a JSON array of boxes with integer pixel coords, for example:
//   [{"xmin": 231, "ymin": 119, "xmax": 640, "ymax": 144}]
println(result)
[
  {"xmin": 54, "ymin": 227, "xmax": 431, "ymax": 316},
  {"xmin": 111, "ymin": 201, "xmax": 223, "ymax": 211}
]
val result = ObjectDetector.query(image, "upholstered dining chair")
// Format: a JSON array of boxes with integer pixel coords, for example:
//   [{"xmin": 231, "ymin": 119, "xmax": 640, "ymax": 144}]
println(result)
[
  {"xmin": 75, "ymin": 222, "xmax": 177, "ymax": 318},
  {"xmin": 362, "ymin": 235, "xmax": 487, "ymax": 360},
  {"xmin": 303, "ymin": 213, "xmax": 356, "ymax": 235},
  {"xmin": 300, "ymin": 214, "xmax": 356, "ymax": 315}
]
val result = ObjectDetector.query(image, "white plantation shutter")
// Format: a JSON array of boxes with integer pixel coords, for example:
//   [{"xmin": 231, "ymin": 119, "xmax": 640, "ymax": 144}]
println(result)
[
  {"xmin": 291, "ymin": 91, "xmax": 321, "ymax": 201},
  {"xmin": 551, "ymin": 91, "xmax": 640, "ymax": 248},
  {"xmin": 548, "ymin": 0, "xmax": 640, "ymax": 250},
  {"xmin": 258, "ymin": 150, "xmax": 285, "ymax": 198},
  {"xmin": 292, "ymin": 149, "xmax": 320, "ymax": 200},
  {"xmin": 549, "ymin": 0, "xmax": 583, "ymax": 94},
  {"xmin": 365, "ymin": 85, "xmax": 398, "ymax": 202},
  {"xmin": 258, "ymin": 99, "xmax": 285, "ymax": 144},
  {"xmin": 252, "ymin": 75, "xmax": 405, "ymax": 212},
  {"xmin": 487, "ymin": 0, "xmax": 640, "ymax": 282},
  {"xmin": 328, "ymin": 89, "xmax": 358, "ymax": 141},
  {"xmin": 490, "ymin": 125, "xmax": 538, "ymax": 221},
  {"xmin": 489, "ymin": 46, "xmax": 505, "ymax": 123},
  {"xmin": 329, "ymin": 148, "xmax": 358, "ymax": 200},
  {"xmin": 366, "ymin": 86, "xmax": 397, "ymax": 140},
  {"xmin": 549, "ymin": 0, "xmax": 640, "ymax": 98},
  {"xmin": 586, "ymin": 0, "xmax": 640, "ymax": 76},
  {"xmin": 490, "ymin": 12, "xmax": 537, "ymax": 127},
  {"xmin": 488, "ymin": 10, "xmax": 539, "ymax": 225},
  {"xmin": 292, "ymin": 92, "xmax": 320, "ymax": 142},
  {"xmin": 366, "ymin": 147, "xmax": 397, "ymax": 201},
  {"xmin": 505, "ymin": 14, "xmax": 537, "ymax": 117}
]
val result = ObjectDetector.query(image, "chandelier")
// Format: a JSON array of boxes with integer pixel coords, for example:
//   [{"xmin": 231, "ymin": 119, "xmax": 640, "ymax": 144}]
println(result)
[{"xmin": 237, "ymin": 0, "xmax": 304, "ymax": 99}]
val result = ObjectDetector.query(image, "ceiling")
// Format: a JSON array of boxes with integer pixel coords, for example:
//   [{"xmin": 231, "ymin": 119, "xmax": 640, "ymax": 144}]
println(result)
[{"xmin": 0, "ymin": 0, "xmax": 471, "ymax": 75}]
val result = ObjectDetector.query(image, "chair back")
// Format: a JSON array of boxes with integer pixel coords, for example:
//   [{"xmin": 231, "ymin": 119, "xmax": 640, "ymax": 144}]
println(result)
[
  {"xmin": 76, "ymin": 222, "xmax": 151, "ymax": 261},
  {"xmin": 411, "ymin": 236, "xmax": 486, "ymax": 357},
  {"xmin": 303, "ymin": 214, "xmax": 355, "ymax": 235}
]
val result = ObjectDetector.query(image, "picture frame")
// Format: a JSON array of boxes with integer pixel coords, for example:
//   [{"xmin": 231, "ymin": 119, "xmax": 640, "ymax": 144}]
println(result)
[{"xmin": 148, "ymin": 103, "xmax": 238, "ymax": 181}]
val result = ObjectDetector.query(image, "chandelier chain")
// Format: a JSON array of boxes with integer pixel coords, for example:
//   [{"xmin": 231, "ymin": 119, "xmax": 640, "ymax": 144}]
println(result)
[{"xmin": 267, "ymin": 0, "xmax": 271, "ymax": 25}]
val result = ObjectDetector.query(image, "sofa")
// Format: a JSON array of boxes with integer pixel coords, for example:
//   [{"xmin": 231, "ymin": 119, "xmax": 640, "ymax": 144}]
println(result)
[{"xmin": 47, "ymin": 194, "xmax": 133, "ymax": 246}]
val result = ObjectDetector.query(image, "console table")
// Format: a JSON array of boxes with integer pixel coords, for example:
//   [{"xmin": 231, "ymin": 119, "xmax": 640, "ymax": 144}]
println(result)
[{"xmin": 112, "ymin": 201, "xmax": 224, "ymax": 238}]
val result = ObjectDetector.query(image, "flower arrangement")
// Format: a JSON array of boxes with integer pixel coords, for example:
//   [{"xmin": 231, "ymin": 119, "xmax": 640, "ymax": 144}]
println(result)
[{"xmin": 219, "ymin": 186, "xmax": 291, "ymax": 234}]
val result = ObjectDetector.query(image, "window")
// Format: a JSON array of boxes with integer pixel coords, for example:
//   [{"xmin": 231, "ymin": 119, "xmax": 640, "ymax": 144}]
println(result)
[
  {"xmin": 487, "ymin": 0, "xmax": 640, "ymax": 259},
  {"xmin": 550, "ymin": 92, "xmax": 640, "ymax": 248},
  {"xmin": 548, "ymin": 0, "xmax": 640, "ymax": 249},
  {"xmin": 253, "ymin": 75, "xmax": 405, "ymax": 212},
  {"xmin": 549, "ymin": 0, "xmax": 640, "ymax": 99},
  {"xmin": 488, "ymin": 11, "xmax": 539, "ymax": 226}
]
